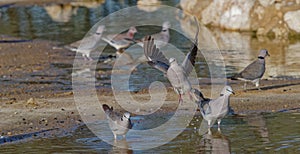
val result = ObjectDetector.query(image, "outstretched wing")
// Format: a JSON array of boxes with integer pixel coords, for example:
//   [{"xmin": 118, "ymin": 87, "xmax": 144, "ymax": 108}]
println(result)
[
  {"xmin": 144, "ymin": 36, "xmax": 169, "ymax": 73},
  {"xmin": 182, "ymin": 16, "xmax": 199, "ymax": 76}
]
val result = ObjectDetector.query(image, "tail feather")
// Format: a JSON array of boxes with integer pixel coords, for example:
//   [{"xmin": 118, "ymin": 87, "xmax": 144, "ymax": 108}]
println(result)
[
  {"xmin": 64, "ymin": 45, "xmax": 78, "ymax": 52},
  {"xmin": 102, "ymin": 104, "xmax": 112, "ymax": 112},
  {"xmin": 101, "ymin": 37, "xmax": 111, "ymax": 44},
  {"xmin": 229, "ymin": 74, "xmax": 241, "ymax": 80}
]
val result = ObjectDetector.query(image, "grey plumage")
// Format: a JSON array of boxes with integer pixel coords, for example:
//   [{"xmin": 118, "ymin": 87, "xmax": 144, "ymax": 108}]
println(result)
[
  {"xmin": 231, "ymin": 49, "xmax": 270, "ymax": 89},
  {"xmin": 102, "ymin": 27, "xmax": 137, "ymax": 51},
  {"xmin": 65, "ymin": 25, "xmax": 105, "ymax": 60},
  {"xmin": 138, "ymin": 21, "xmax": 171, "ymax": 48},
  {"xmin": 143, "ymin": 17, "xmax": 199, "ymax": 103},
  {"xmin": 102, "ymin": 104, "xmax": 132, "ymax": 140},
  {"xmin": 190, "ymin": 88, "xmax": 210, "ymax": 102},
  {"xmin": 192, "ymin": 86, "xmax": 234, "ymax": 130}
]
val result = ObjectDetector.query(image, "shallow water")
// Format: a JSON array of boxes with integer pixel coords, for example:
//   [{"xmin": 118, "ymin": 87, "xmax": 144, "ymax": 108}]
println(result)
[{"xmin": 1, "ymin": 112, "xmax": 300, "ymax": 153}]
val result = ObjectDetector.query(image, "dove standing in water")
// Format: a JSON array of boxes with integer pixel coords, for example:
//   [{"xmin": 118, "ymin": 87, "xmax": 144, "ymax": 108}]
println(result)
[
  {"xmin": 64, "ymin": 25, "xmax": 105, "ymax": 60},
  {"xmin": 102, "ymin": 104, "xmax": 132, "ymax": 140},
  {"xmin": 138, "ymin": 21, "xmax": 170, "ymax": 49},
  {"xmin": 231, "ymin": 49, "xmax": 270, "ymax": 90},
  {"xmin": 143, "ymin": 17, "xmax": 199, "ymax": 103},
  {"xmin": 102, "ymin": 27, "xmax": 138, "ymax": 51},
  {"xmin": 191, "ymin": 86, "xmax": 234, "ymax": 131}
]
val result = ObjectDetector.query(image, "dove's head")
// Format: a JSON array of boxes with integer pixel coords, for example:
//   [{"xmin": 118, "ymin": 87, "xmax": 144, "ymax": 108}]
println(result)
[
  {"xmin": 169, "ymin": 57, "xmax": 176, "ymax": 64},
  {"xmin": 96, "ymin": 25, "xmax": 105, "ymax": 34},
  {"xmin": 127, "ymin": 27, "xmax": 138, "ymax": 39},
  {"xmin": 162, "ymin": 21, "xmax": 171, "ymax": 30},
  {"xmin": 123, "ymin": 112, "xmax": 131, "ymax": 119},
  {"xmin": 221, "ymin": 85, "xmax": 235, "ymax": 96},
  {"xmin": 129, "ymin": 27, "xmax": 138, "ymax": 34},
  {"xmin": 258, "ymin": 49, "xmax": 270, "ymax": 58}
]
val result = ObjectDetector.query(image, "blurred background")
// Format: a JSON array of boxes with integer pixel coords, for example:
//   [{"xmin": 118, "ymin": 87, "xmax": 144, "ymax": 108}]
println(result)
[{"xmin": 0, "ymin": 0, "xmax": 299, "ymax": 80}]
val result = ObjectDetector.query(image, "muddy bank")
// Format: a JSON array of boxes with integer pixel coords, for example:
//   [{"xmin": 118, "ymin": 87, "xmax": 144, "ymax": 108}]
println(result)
[
  {"xmin": 0, "ymin": 35, "xmax": 300, "ymax": 142},
  {"xmin": 1, "ymin": 80, "xmax": 300, "ymax": 142}
]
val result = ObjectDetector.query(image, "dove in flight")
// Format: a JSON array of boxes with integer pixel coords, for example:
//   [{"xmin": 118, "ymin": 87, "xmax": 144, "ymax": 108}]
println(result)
[{"xmin": 143, "ymin": 17, "xmax": 199, "ymax": 103}]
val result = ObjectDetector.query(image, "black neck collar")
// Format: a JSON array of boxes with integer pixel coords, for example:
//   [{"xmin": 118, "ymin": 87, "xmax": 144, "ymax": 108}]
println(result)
[
  {"xmin": 258, "ymin": 56, "xmax": 264, "ymax": 59},
  {"xmin": 96, "ymin": 32, "xmax": 102, "ymax": 35},
  {"xmin": 162, "ymin": 29, "xmax": 167, "ymax": 32}
]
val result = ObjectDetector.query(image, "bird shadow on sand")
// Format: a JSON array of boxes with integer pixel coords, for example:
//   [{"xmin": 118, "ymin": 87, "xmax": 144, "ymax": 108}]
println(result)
[
  {"xmin": 0, "ymin": 40, "xmax": 32, "ymax": 43},
  {"xmin": 245, "ymin": 82, "xmax": 300, "ymax": 91}
]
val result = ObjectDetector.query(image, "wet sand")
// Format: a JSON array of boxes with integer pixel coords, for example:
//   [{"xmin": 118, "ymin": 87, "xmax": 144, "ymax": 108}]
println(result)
[{"xmin": 0, "ymin": 35, "xmax": 300, "ymax": 141}]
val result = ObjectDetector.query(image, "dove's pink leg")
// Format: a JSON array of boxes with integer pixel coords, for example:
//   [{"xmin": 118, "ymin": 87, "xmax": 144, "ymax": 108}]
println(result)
[{"xmin": 178, "ymin": 94, "xmax": 183, "ymax": 103}]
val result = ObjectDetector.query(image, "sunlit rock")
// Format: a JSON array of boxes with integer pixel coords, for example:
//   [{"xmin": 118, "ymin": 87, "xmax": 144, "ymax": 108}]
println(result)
[
  {"xmin": 258, "ymin": 0, "xmax": 275, "ymax": 7},
  {"xmin": 44, "ymin": 4, "xmax": 74, "ymax": 22},
  {"xmin": 70, "ymin": 0, "xmax": 104, "ymax": 9},
  {"xmin": 137, "ymin": 0, "xmax": 161, "ymax": 12},
  {"xmin": 180, "ymin": 0, "xmax": 300, "ymax": 38},
  {"xmin": 44, "ymin": 1, "xmax": 104, "ymax": 22},
  {"xmin": 202, "ymin": 0, "xmax": 255, "ymax": 30},
  {"xmin": 284, "ymin": 10, "xmax": 300, "ymax": 33}
]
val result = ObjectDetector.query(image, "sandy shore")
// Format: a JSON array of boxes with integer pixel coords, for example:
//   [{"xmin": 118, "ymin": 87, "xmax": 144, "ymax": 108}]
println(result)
[{"xmin": 0, "ymin": 35, "xmax": 300, "ymax": 140}]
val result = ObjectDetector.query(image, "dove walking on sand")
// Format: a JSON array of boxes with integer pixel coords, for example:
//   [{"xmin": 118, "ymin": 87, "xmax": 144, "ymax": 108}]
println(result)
[
  {"xmin": 138, "ymin": 21, "xmax": 170, "ymax": 49},
  {"xmin": 191, "ymin": 86, "xmax": 234, "ymax": 131},
  {"xmin": 102, "ymin": 104, "xmax": 132, "ymax": 140},
  {"xmin": 231, "ymin": 49, "xmax": 270, "ymax": 90},
  {"xmin": 143, "ymin": 17, "xmax": 199, "ymax": 103},
  {"xmin": 102, "ymin": 27, "xmax": 138, "ymax": 51},
  {"xmin": 64, "ymin": 25, "xmax": 105, "ymax": 60}
]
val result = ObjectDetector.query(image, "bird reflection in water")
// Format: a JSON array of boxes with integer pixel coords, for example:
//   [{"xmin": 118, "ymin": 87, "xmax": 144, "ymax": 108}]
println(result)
[
  {"xmin": 199, "ymin": 129, "xmax": 231, "ymax": 154},
  {"xmin": 245, "ymin": 113, "xmax": 270, "ymax": 143},
  {"xmin": 111, "ymin": 138, "xmax": 133, "ymax": 154}
]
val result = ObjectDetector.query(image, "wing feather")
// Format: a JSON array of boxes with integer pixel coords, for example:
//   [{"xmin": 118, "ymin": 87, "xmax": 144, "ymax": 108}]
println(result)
[
  {"xmin": 232, "ymin": 60, "xmax": 265, "ymax": 80},
  {"xmin": 182, "ymin": 16, "xmax": 199, "ymax": 76},
  {"xmin": 143, "ymin": 36, "xmax": 170, "ymax": 73}
]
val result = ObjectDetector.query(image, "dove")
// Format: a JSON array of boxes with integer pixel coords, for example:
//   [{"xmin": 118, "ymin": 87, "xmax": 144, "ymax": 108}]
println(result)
[
  {"xmin": 102, "ymin": 104, "xmax": 132, "ymax": 140},
  {"xmin": 231, "ymin": 49, "xmax": 270, "ymax": 90},
  {"xmin": 138, "ymin": 21, "xmax": 170, "ymax": 49},
  {"xmin": 143, "ymin": 17, "xmax": 199, "ymax": 103},
  {"xmin": 64, "ymin": 25, "xmax": 105, "ymax": 60},
  {"xmin": 192, "ymin": 86, "xmax": 234, "ymax": 131},
  {"xmin": 102, "ymin": 26, "xmax": 137, "ymax": 51}
]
